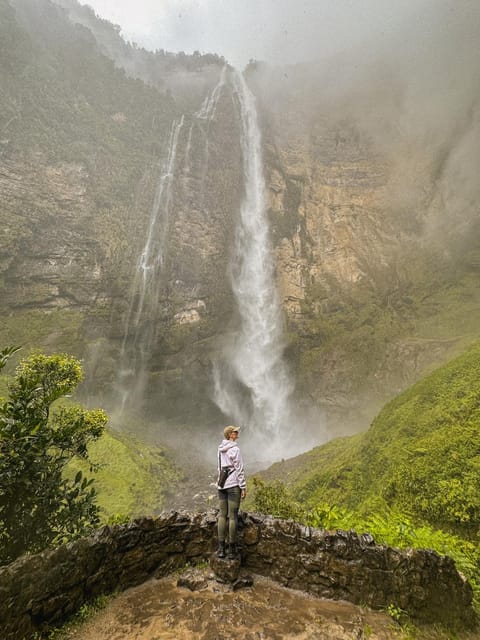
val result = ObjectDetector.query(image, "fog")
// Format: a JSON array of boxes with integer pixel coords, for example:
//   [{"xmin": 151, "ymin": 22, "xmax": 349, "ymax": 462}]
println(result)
[
  {"xmin": 79, "ymin": 0, "xmax": 480, "ymax": 206},
  {"xmin": 80, "ymin": 0, "xmax": 447, "ymax": 68},
  {"xmin": 241, "ymin": 0, "xmax": 480, "ymax": 243}
]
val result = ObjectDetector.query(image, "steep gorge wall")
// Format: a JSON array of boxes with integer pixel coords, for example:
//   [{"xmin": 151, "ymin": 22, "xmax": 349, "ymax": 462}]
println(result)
[
  {"xmin": 0, "ymin": 0, "xmax": 180, "ymax": 351},
  {"xmin": 2, "ymin": 0, "xmax": 480, "ymax": 437},
  {"xmin": 0, "ymin": 0, "xmax": 242, "ymax": 425},
  {"xmin": 106, "ymin": 81, "xmax": 244, "ymax": 422},
  {"xmin": 250, "ymin": 65, "xmax": 480, "ymax": 432}
]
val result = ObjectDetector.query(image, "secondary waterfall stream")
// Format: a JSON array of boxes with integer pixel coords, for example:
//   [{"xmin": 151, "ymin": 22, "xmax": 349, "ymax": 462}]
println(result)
[
  {"xmin": 214, "ymin": 70, "xmax": 293, "ymax": 459},
  {"xmin": 117, "ymin": 115, "xmax": 185, "ymax": 410},
  {"xmin": 116, "ymin": 68, "xmax": 226, "ymax": 413}
]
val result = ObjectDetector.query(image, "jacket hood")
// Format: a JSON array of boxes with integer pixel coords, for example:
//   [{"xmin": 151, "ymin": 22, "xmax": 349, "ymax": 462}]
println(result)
[{"xmin": 218, "ymin": 439, "xmax": 238, "ymax": 453}]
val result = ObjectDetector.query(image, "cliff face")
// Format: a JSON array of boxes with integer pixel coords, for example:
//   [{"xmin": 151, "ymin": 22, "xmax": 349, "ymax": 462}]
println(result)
[
  {"xmin": 0, "ymin": 0, "xmax": 241, "ymax": 424},
  {"xmin": 265, "ymin": 118, "xmax": 393, "ymax": 427},
  {"xmin": 251, "ymin": 64, "xmax": 480, "ymax": 431},
  {"xmin": 107, "ymin": 81, "xmax": 244, "ymax": 422},
  {"xmin": 1, "ymin": 0, "xmax": 479, "ymax": 435}
]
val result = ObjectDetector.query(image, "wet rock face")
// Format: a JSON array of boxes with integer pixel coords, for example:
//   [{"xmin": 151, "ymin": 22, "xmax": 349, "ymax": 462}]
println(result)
[
  {"xmin": 209, "ymin": 554, "xmax": 242, "ymax": 583},
  {"xmin": 176, "ymin": 567, "xmax": 209, "ymax": 591},
  {"xmin": 0, "ymin": 511, "xmax": 475, "ymax": 639},
  {"xmin": 0, "ymin": 156, "xmax": 106, "ymax": 311},
  {"xmin": 177, "ymin": 564, "xmax": 254, "ymax": 593}
]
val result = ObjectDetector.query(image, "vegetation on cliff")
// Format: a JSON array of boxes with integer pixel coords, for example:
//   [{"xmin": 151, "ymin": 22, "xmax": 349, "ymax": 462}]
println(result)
[
  {"xmin": 1, "ymin": 0, "xmax": 179, "ymax": 164},
  {"xmin": 294, "ymin": 245, "xmax": 480, "ymax": 413},
  {"xmin": 0, "ymin": 0, "xmax": 181, "ymax": 357},
  {"xmin": 0, "ymin": 0, "xmax": 239, "ymax": 418},
  {"xmin": 0, "ymin": 0, "xmax": 184, "ymax": 318}
]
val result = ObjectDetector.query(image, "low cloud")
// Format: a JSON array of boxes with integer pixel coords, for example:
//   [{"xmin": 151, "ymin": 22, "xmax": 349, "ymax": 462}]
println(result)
[{"xmin": 80, "ymin": 0, "xmax": 447, "ymax": 68}]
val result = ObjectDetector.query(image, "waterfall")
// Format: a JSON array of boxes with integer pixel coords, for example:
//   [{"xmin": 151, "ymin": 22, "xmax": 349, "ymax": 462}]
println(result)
[
  {"xmin": 183, "ymin": 66, "xmax": 226, "ymax": 198},
  {"xmin": 116, "ymin": 67, "xmax": 226, "ymax": 414},
  {"xmin": 183, "ymin": 123, "xmax": 194, "ymax": 176},
  {"xmin": 195, "ymin": 66, "xmax": 227, "ymax": 120},
  {"xmin": 214, "ymin": 70, "xmax": 293, "ymax": 459},
  {"xmin": 117, "ymin": 115, "xmax": 184, "ymax": 410}
]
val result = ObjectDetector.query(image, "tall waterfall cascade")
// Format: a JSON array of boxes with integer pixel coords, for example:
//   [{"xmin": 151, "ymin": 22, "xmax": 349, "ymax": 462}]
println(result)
[
  {"xmin": 114, "ymin": 67, "xmax": 300, "ymax": 459},
  {"xmin": 213, "ymin": 70, "xmax": 294, "ymax": 459}
]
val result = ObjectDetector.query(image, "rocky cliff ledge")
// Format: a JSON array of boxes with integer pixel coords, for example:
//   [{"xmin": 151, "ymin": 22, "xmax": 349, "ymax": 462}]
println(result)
[{"xmin": 0, "ymin": 511, "xmax": 475, "ymax": 638}]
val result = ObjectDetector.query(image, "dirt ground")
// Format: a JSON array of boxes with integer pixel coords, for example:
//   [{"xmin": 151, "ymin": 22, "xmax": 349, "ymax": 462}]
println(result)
[{"xmin": 62, "ymin": 568, "xmax": 408, "ymax": 640}]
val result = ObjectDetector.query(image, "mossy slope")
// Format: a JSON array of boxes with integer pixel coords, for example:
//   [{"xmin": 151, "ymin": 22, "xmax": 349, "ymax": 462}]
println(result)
[
  {"xmin": 264, "ymin": 342, "xmax": 480, "ymax": 535},
  {"xmin": 66, "ymin": 429, "xmax": 181, "ymax": 520}
]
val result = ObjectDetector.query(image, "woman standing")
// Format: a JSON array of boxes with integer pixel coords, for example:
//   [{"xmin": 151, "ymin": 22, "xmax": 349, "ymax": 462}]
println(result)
[{"xmin": 216, "ymin": 425, "xmax": 247, "ymax": 559}]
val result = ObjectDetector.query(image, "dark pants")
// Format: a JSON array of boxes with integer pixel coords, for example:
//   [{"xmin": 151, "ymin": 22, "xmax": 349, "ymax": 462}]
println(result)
[{"xmin": 217, "ymin": 486, "xmax": 241, "ymax": 544}]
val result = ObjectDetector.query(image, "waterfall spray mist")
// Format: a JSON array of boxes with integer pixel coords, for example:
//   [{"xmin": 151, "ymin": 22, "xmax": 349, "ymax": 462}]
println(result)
[
  {"xmin": 195, "ymin": 66, "xmax": 226, "ymax": 121},
  {"xmin": 214, "ymin": 70, "xmax": 294, "ymax": 461}
]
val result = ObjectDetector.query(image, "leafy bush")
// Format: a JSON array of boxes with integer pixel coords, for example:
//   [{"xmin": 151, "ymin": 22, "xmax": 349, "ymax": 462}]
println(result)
[
  {"xmin": 0, "ymin": 348, "xmax": 107, "ymax": 564},
  {"xmin": 251, "ymin": 478, "xmax": 302, "ymax": 520}
]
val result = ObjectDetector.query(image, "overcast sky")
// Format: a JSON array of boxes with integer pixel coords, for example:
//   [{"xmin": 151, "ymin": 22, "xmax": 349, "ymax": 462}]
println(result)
[{"xmin": 78, "ymin": 0, "xmax": 441, "ymax": 67}]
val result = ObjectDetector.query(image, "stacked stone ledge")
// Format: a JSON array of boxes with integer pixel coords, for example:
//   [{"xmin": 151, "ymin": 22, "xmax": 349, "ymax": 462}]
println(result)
[{"xmin": 0, "ymin": 511, "xmax": 475, "ymax": 639}]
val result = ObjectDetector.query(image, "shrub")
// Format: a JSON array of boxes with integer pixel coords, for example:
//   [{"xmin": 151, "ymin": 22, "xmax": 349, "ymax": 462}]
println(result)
[{"xmin": 0, "ymin": 348, "xmax": 107, "ymax": 564}]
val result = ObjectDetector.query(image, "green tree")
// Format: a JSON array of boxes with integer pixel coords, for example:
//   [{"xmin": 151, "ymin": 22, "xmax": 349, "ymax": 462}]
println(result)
[{"xmin": 0, "ymin": 349, "xmax": 107, "ymax": 564}]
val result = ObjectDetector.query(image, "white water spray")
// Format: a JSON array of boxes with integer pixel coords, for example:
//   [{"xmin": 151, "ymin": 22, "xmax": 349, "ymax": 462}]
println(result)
[
  {"xmin": 117, "ymin": 115, "xmax": 184, "ymax": 409},
  {"xmin": 214, "ymin": 70, "xmax": 293, "ymax": 459},
  {"xmin": 132, "ymin": 115, "xmax": 184, "ymax": 329},
  {"xmin": 117, "ymin": 68, "xmax": 226, "ymax": 412},
  {"xmin": 183, "ymin": 123, "xmax": 194, "ymax": 176}
]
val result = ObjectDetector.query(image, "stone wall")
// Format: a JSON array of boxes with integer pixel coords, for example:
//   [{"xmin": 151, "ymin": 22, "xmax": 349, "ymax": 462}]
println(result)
[{"xmin": 0, "ymin": 511, "xmax": 475, "ymax": 638}]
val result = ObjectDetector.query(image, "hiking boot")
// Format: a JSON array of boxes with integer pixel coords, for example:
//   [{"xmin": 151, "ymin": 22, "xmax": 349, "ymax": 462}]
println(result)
[
  {"xmin": 216, "ymin": 541, "xmax": 226, "ymax": 558},
  {"xmin": 227, "ymin": 543, "xmax": 238, "ymax": 559}
]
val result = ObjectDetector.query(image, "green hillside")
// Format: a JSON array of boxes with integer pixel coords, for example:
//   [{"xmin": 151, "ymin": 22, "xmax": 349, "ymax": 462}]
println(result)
[
  {"xmin": 66, "ymin": 428, "xmax": 181, "ymax": 520},
  {"xmin": 252, "ymin": 343, "xmax": 480, "ymax": 615},
  {"xmin": 264, "ymin": 342, "xmax": 480, "ymax": 536}
]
